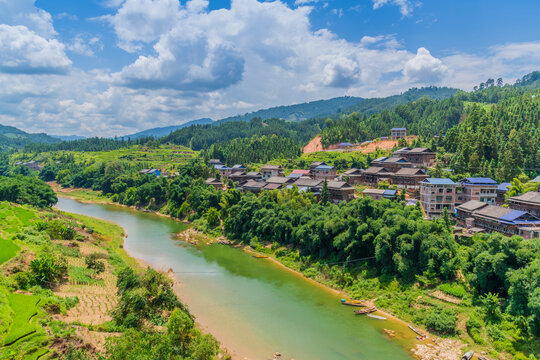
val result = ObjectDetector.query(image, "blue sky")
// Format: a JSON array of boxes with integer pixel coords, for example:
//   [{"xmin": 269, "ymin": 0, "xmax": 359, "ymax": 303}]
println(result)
[{"xmin": 1, "ymin": 0, "xmax": 540, "ymax": 136}]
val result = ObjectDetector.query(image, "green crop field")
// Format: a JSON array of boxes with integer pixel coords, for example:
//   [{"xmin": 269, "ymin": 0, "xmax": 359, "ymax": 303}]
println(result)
[
  {"xmin": 3, "ymin": 293, "xmax": 40, "ymax": 346},
  {"xmin": 0, "ymin": 239, "xmax": 19, "ymax": 265}
]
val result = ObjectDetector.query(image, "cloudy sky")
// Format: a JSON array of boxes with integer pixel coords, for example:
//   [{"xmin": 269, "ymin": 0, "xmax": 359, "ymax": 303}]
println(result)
[{"xmin": 1, "ymin": 0, "xmax": 539, "ymax": 136}]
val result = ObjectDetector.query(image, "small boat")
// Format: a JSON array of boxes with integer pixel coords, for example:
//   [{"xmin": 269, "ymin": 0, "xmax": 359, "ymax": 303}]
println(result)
[
  {"xmin": 354, "ymin": 307, "xmax": 377, "ymax": 315},
  {"xmin": 461, "ymin": 351, "xmax": 474, "ymax": 360},
  {"xmin": 367, "ymin": 313, "xmax": 386, "ymax": 320},
  {"xmin": 340, "ymin": 299, "xmax": 367, "ymax": 307},
  {"xmin": 253, "ymin": 255, "xmax": 268, "ymax": 258},
  {"xmin": 408, "ymin": 324, "xmax": 426, "ymax": 338},
  {"xmin": 478, "ymin": 357, "xmax": 490, "ymax": 360}
]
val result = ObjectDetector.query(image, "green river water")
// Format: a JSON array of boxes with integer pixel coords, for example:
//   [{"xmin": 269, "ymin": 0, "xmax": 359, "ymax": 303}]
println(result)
[{"xmin": 55, "ymin": 197, "xmax": 416, "ymax": 360}]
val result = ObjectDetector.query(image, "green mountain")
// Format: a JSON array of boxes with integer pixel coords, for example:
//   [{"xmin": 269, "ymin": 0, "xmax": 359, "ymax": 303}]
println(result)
[
  {"xmin": 216, "ymin": 96, "xmax": 363, "ymax": 123},
  {"xmin": 0, "ymin": 124, "xmax": 60, "ymax": 150},
  {"xmin": 120, "ymin": 118, "xmax": 214, "ymax": 140}
]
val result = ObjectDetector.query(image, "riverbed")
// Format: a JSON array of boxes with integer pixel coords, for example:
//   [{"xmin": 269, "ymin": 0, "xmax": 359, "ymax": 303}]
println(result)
[{"xmin": 55, "ymin": 197, "xmax": 416, "ymax": 360}]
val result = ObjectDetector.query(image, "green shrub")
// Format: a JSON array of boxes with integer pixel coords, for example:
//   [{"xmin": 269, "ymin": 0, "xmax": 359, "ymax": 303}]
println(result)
[
  {"xmin": 424, "ymin": 308, "xmax": 456, "ymax": 334},
  {"xmin": 30, "ymin": 252, "xmax": 68, "ymax": 287},
  {"xmin": 85, "ymin": 253, "xmax": 106, "ymax": 274},
  {"xmin": 439, "ymin": 283, "xmax": 468, "ymax": 298}
]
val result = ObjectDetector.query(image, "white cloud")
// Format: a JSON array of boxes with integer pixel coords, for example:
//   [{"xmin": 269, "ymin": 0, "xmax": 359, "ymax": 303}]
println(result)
[
  {"xmin": 403, "ymin": 47, "xmax": 447, "ymax": 83},
  {"xmin": 372, "ymin": 0, "xmax": 419, "ymax": 16},
  {"xmin": 67, "ymin": 35, "xmax": 103, "ymax": 56},
  {"xmin": 0, "ymin": 0, "xmax": 56, "ymax": 37},
  {"xmin": 0, "ymin": 25, "xmax": 71, "ymax": 74}
]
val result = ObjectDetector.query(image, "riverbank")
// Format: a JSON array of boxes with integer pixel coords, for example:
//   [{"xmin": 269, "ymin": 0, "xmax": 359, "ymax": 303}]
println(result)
[{"xmin": 52, "ymin": 189, "xmax": 475, "ymax": 360}]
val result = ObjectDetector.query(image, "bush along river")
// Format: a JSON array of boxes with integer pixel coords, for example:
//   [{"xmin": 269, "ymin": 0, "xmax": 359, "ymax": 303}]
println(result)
[{"xmin": 55, "ymin": 197, "xmax": 416, "ymax": 360}]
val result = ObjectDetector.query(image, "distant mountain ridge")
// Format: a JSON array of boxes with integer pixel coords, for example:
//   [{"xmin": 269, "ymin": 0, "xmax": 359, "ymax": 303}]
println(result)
[
  {"xmin": 120, "ymin": 118, "xmax": 214, "ymax": 139},
  {"xmin": 216, "ymin": 96, "xmax": 364, "ymax": 124},
  {"xmin": 0, "ymin": 124, "xmax": 60, "ymax": 150},
  {"xmin": 50, "ymin": 135, "xmax": 87, "ymax": 141}
]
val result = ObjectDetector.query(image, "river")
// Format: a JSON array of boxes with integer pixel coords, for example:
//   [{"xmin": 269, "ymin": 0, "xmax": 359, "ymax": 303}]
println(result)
[{"xmin": 55, "ymin": 197, "xmax": 415, "ymax": 360}]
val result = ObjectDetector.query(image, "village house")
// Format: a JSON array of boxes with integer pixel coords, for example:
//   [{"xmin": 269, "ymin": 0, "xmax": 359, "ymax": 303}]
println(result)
[
  {"xmin": 227, "ymin": 170, "xmax": 247, "ymax": 184},
  {"xmin": 209, "ymin": 159, "xmax": 223, "ymax": 166},
  {"xmin": 327, "ymin": 181, "xmax": 356, "ymax": 203},
  {"xmin": 312, "ymin": 164, "xmax": 337, "ymax": 180},
  {"xmin": 455, "ymin": 200, "xmax": 540, "ymax": 239},
  {"xmin": 362, "ymin": 188, "xmax": 397, "ymax": 201},
  {"xmin": 391, "ymin": 128, "xmax": 407, "ymax": 139},
  {"xmin": 139, "ymin": 169, "xmax": 161, "ymax": 176},
  {"xmin": 205, "ymin": 178, "xmax": 223, "ymax": 190},
  {"xmin": 244, "ymin": 171, "xmax": 262, "ymax": 181},
  {"xmin": 264, "ymin": 176, "xmax": 295, "ymax": 190},
  {"xmin": 241, "ymin": 180, "xmax": 267, "ymax": 193},
  {"xmin": 287, "ymin": 169, "xmax": 311, "ymax": 179},
  {"xmin": 420, "ymin": 178, "xmax": 462, "ymax": 219},
  {"xmin": 460, "ymin": 177, "xmax": 498, "ymax": 203},
  {"xmin": 261, "ymin": 165, "xmax": 284, "ymax": 180},
  {"xmin": 394, "ymin": 148, "xmax": 436, "ymax": 168},
  {"xmin": 391, "ymin": 168, "xmax": 428, "ymax": 193},
  {"xmin": 372, "ymin": 156, "xmax": 413, "ymax": 172},
  {"xmin": 309, "ymin": 162, "xmax": 326, "ymax": 172},
  {"xmin": 508, "ymin": 191, "xmax": 540, "ymax": 218},
  {"xmin": 341, "ymin": 168, "xmax": 365, "ymax": 185},
  {"xmin": 496, "ymin": 183, "xmax": 512, "ymax": 205},
  {"xmin": 360, "ymin": 166, "xmax": 393, "ymax": 186},
  {"xmin": 214, "ymin": 165, "xmax": 234, "ymax": 177}
]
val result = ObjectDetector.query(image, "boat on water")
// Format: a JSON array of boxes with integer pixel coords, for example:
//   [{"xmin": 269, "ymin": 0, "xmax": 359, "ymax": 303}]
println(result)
[
  {"xmin": 461, "ymin": 351, "xmax": 474, "ymax": 360},
  {"xmin": 407, "ymin": 324, "xmax": 426, "ymax": 338},
  {"xmin": 354, "ymin": 307, "xmax": 377, "ymax": 315},
  {"xmin": 367, "ymin": 313, "xmax": 386, "ymax": 320},
  {"xmin": 340, "ymin": 299, "xmax": 367, "ymax": 307},
  {"xmin": 253, "ymin": 255, "xmax": 268, "ymax": 258}
]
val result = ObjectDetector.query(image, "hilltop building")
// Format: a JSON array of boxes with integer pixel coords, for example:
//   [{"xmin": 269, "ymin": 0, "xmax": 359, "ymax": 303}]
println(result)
[
  {"xmin": 391, "ymin": 128, "xmax": 407, "ymax": 139},
  {"xmin": 420, "ymin": 178, "xmax": 463, "ymax": 218},
  {"xmin": 261, "ymin": 165, "xmax": 284, "ymax": 180},
  {"xmin": 460, "ymin": 177, "xmax": 498, "ymax": 203}
]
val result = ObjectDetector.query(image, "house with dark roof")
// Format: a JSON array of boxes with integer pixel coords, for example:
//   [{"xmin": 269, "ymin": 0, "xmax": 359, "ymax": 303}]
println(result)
[
  {"xmin": 391, "ymin": 128, "xmax": 406, "ymax": 139},
  {"xmin": 260, "ymin": 165, "xmax": 284, "ymax": 180},
  {"xmin": 288, "ymin": 169, "xmax": 311, "ymax": 178},
  {"xmin": 455, "ymin": 200, "xmax": 540, "ymax": 239},
  {"xmin": 205, "ymin": 178, "xmax": 223, "ymax": 190},
  {"xmin": 460, "ymin": 177, "xmax": 498, "ymax": 203},
  {"xmin": 326, "ymin": 180, "xmax": 355, "ymax": 203},
  {"xmin": 420, "ymin": 178, "xmax": 463, "ymax": 218},
  {"xmin": 312, "ymin": 164, "xmax": 337, "ymax": 180},
  {"xmin": 401, "ymin": 147, "xmax": 436, "ymax": 168},
  {"xmin": 496, "ymin": 182, "xmax": 511, "ymax": 205},
  {"xmin": 245, "ymin": 171, "xmax": 262, "ymax": 181},
  {"xmin": 209, "ymin": 159, "xmax": 223, "ymax": 166},
  {"xmin": 309, "ymin": 162, "xmax": 326, "ymax": 172},
  {"xmin": 360, "ymin": 166, "xmax": 393, "ymax": 186},
  {"xmin": 341, "ymin": 168, "xmax": 365, "ymax": 185},
  {"xmin": 214, "ymin": 164, "xmax": 233, "ymax": 177},
  {"xmin": 241, "ymin": 180, "xmax": 267, "ymax": 193},
  {"xmin": 508, "ymin": 191, "xmax": 540, "ymax": 218},
  {"xmin": 392, "ymin": 168, "xmax": 428, "ymax": 191}
]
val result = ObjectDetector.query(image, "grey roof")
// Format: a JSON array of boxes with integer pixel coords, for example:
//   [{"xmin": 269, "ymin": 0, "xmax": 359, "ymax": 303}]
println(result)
[
  {"xmin": 381, "ymin": 157, "xmax": 410, "ymax": 164},
  {"xmin": 383, "ymin": 189, "xmax": 397, "ymax": 196},
  {"xmin": 205, "ymin": 178, "xmax": 222, "ymax": 184},
  {"xmin": 364, "ymin": 166, "xmax": 387, "ymax": 174},
  {"xmin": 408, "ymin": 147, "xmax": 434, "ymax": 153},
  {"xmin": 394, "ymin": 147, "xmax": 411, "ymax": 153},
  {"xmin": 533, "ymin": 176, "xmax": 540, "ymax": 183},
  {"xmin": 327, "ymin": 181, "xmax": 354, "ymax": 190},
  {"xmin": 372, "ymin": 156, "xmax": 388, "ymax": 162},
  {"xmin": 264, "ymin": 183, "xmax": 283, "ymax": 190},
  {"xmin": 266, "ymin": 176, "xmax": 292, "ymax": 184},
  {"xmin": 261, "ymin": 165, "xmax": 282, "ymax": 170},
  {"xmin": 293, "ymin": 178, "xmax": 323, "ymax": 187},
  {"xmin": 392, "ymin": 127, "xmax": 407, "ymax": 131},
  {"xmin": 363, "ymin": 189, "xmax": 386, "ymax": 195},
  {"xmin": 421, "ymin": 178, "xmax": 455, "ymax": 185},
  {"xmin": 509, "ymin": 191, "xmax": 540, "ymax": 205},
  {"xmin": 461, "ymin": 177, "xmax": 497, "ymax": 185},
  {"xmin": 343, "ymin": 168, "xmax": 364, "ymax": 175},
  {"xmin": 394, "ymin": 168, "xmax": 426, "ymax": 176},
  {"xmin": 315, "ymin": 165, "xmax": 335, "ymax": 170},
  {"xmin": 456, "ymin": 200, "xmax": 488, "ymax": 212},
  {"xmin": 497, "ymin": 182, "xmax": 511, "ymax": 191},
  {"xmin": 474, "ymin": 205, "xmax": 513, "ymax": 219},
  {"xmin": 246, "ymin": 171, "xmax": 261, "ymax": 176},
  {"xmin": 242, "ymin": 180, "xmax": 266, "ymax": 189}
]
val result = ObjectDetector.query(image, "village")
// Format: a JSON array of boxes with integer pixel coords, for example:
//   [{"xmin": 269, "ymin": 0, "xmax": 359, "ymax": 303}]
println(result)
[{"xmin": 206, "ymin": 128, "xmax": 540, "ymax": 240}]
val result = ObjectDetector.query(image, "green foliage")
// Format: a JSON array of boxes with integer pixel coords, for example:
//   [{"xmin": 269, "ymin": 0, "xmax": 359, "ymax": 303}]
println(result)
[
  {"xmin": 0, "ymin": 175, "xmax": 57, "ymax": 207},
  {"xmin": 424, "ymin": 307, "xmax": 456, "ymax": 334},
  {"xmin": 85, "ymin": 253, "xmax": 106, "ymax": 274},
  {"xmin": 206, "ymin": 207, "xmax": 221, "ymax": 228},
  {"xmin": 29, "ymin": 252, "xmax": 68, "ymax": 287},
  {"xmin": 68, "ymin": 266, "xmax": 104, "ymax": 286},
  {"xmin": 481, "ymin": 292, "xmax": 502, "ymax": 322},
  {"xmin": 466, "ymin": 314, "xmax": 485, "ymax": 344},
  {"xmin": 3, "ymin": 293, "xmax": 40, "ymax": 345},
  {"xmin": 439, "ymin": 283, "xmax": 468, "ymax": 299},
  {"xmin": 0, "ymin": 239, "xmax": 19, "ymax": 265}
]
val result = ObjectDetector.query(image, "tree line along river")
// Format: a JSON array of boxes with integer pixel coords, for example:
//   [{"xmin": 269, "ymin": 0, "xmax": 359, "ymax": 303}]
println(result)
[{"xmin": 55, "ymin": 197, "xmax": 415, "ymax": 360}]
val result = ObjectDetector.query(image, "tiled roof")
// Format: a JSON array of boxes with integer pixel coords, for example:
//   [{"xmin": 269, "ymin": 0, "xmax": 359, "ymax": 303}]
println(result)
[
  {"xmin": 394, "ymin": 168, "xmax": 426, "ymax": 176},
  {"xmin": 394, "ymin": 147, "xmax": 411, "ymax": 153},
  {"xmin": 509, "ymin": 191, "xmax": 540, "ymax": 204},
  {"xmin": 391, "ymin": 128, "xmax": 407, "ymax": 131},
  {"xmin": 290, "ymin": 169, "xmax": 311, "ymax": 175},
  {"xmin": 266, "ymin": 176, "xmax": 291, "ymax": 184},
  {"xmin": 456, "ymin": 200, "xmax": 488, "ymax": 212},
  {"xmin": 364, "ymin": 166, "xmax": 386, "ymax": 174},
  {"xmin": 315, "ymin": 165, "xmax": 335, "ymax": 170},
  {"xmin": 382, "ymin": 157, "xmax": 409, "ymax": 164},
  {"xmin": 383, "ymin": 189, "xmax": 397, "ymax": 196},
  {"xmin": 497, "ymin": 182, "xmax": 511, "ymax": 191},
  {"xmin": 246, "ymin": 171, "xmax": 261, "ymax": 176},
  {"xmin": 264, "ymin": 183, "xmax": 283, "ymax": 190},
  {"xmin": 293, "ymin": 178, "xmax": 323, "ymax": 187},
  {"xmin": 343, "ymin": 168, "xmax": 364, "ymax": 175},
  {"xmin": 327, "ymin": 181, "xmax": 354, "ymax": 190},
  {"xmin": 363, "ymin": 189, "xmax": 385, "ymax": 195},
  {"xmin": 421, "ymin": 178, "xmax": 455, "ymax": 185},
  {"xmin": 461, "ymin": 177, "xmax": 497, "ymax": 185},
  {"xmin": 242, "ymin": 180, "xmax": 266, "ymax": 189},
  {"xmin": 232, "ymin": 164, "xmax": 245, "ymax": 169},
  {"xmin": 261, "ymin": 165, "xmax": 282, "ymax": 170},
  {"xmin": 408, "ymin": 147, "xmax": 434, "ymax": 153},
  {"xmin": 372, "ymin": 156, "xmax": 388, "ymax": 162},
  {"xmin": 475, "ymin": 205, "xmax": 513, "ymax": 219}
]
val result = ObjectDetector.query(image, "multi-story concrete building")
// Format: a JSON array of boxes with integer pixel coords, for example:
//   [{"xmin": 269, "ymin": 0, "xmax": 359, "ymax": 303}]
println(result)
[
  {"xmin": 420, "ymin": 178, "xmax": 460, "ymax": 218},
  {"xmin": 460, "ymin": 177, "xmax": 498, "ymax": 203},
  {"xmin": 391, "ymin": 128, "xmax": 407, "ymax": 139}
]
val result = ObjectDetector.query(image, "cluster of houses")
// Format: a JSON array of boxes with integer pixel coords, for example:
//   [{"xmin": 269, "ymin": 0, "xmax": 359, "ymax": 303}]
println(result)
[
  {"xmin": 14, "ymin": 161, "xmax": 43, "ymax": 171},
  {"xmin": 206, "ymin": 160, "xmax": 354, "ymax": 204},
  {"xmin": 206, "ymin": 152, "xmax": 540, "ymax": 238}
]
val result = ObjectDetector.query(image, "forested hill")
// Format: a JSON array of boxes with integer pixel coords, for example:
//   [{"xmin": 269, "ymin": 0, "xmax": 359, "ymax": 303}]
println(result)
[
  {"xmin": 337, "ymin": 86, "xmax": 458, "ymax": 118},
  {"xmin": 0, "ymin": 124, "xmax": 60, "ymax": 150},
  {"xmin": 216, "ymin": 96, "xmax": 363, "ymax": 123},
  {"xmin": 120, "ymin": 118, "xmax": 214, "ymax": 139}
]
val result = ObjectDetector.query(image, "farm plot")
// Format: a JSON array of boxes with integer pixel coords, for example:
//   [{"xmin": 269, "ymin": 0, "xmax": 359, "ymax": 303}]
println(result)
[{"xmin": 0, "ymin": 239, "xmax": 19, "ymax": 265}]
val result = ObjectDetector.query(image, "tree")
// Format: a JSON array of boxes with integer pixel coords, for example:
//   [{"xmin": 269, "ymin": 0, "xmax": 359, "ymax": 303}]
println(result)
[
  {"xmin": 496, "ymin": 77, "xmax": 503, "ymax": 87},
  {"xmin": 30, "ymin": 252, "xmax": 68, "ymax": 287},
  {"xmin": 320, "ymin": 179, "xmax": 329, "ymax": 205},
  {"xmin": 206, "ymin": 207, "xmax": 221, "ymax": 228},
  {"xmin": 481, "ymin": 292, "xmax": 502, "ymax": 322},
  {"xmin": 167, "ymin": 308, "xmax": 194, "ymax": 355}
]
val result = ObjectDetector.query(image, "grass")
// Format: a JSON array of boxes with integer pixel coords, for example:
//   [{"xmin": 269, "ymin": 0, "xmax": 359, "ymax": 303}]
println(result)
[
  {"xmin": 4, "ymin": 293, "xmax": 40, "ymax": 346},
  {"xmin": 0, "ymin": 239, "xmax": 19, "ymax": 265},
  {"xmin": 68, "ymin": 266, "xmax": 104, "ymax": 286}
]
